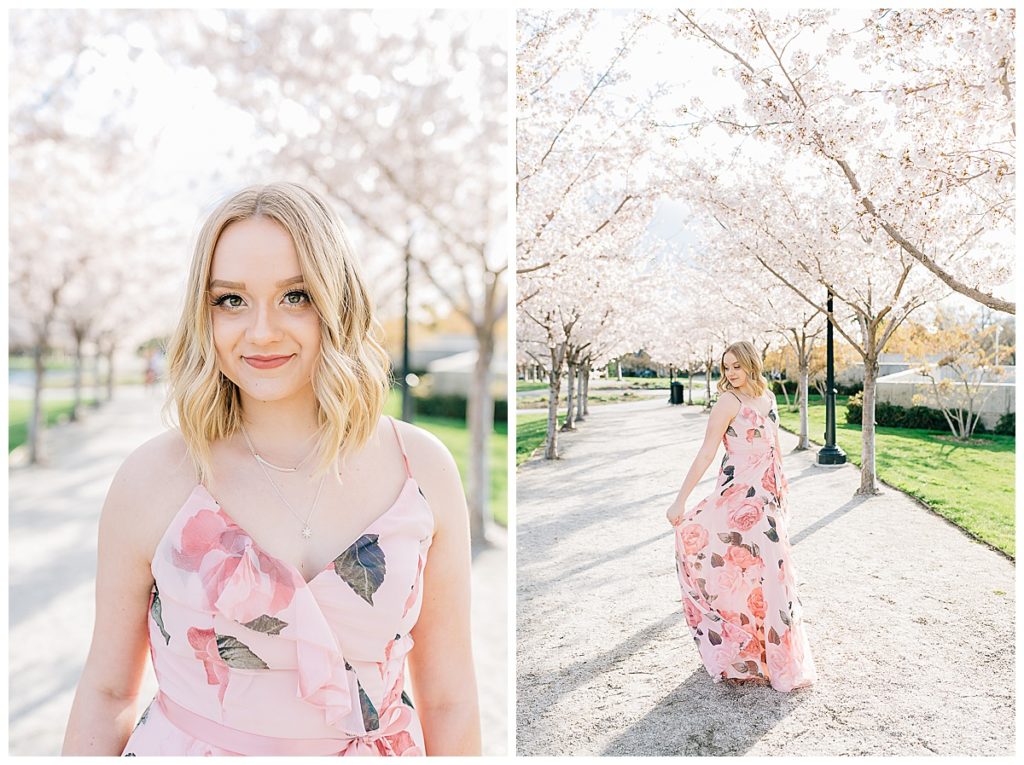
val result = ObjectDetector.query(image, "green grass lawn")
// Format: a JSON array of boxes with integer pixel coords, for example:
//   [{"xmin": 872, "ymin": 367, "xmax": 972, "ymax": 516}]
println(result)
[
  {"xmin": 384, "ymin": 391, "xmax": 508, "ymax": 527},
  {"xmin": 777, "ymin": 395, "xmax": 1015, "ymax": 558},
  {"xmin": 518, "ymin": 390, "xmax": 656, "ymax": 409},
  {"xmin": 516, "ymin": 381, "xmax": 548, "ymax": 392},
  {"xmin": 515, "ymin": 412, "xmax": 567, "ymax": 465},
  {"xmin": 8, "ymin": 398, "xmax": 97, "ymax": 453}
]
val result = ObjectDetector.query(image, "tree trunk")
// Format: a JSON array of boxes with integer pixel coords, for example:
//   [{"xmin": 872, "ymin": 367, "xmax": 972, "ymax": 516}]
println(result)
[
  {"xmin": 105, "ymin": 346, "xmax": 115, "ymax": 402},
  {"xmin": 779, "ymin": 378, "xmax": 791, "ymax": 407},
  {"xmin": 561, "ymin": 361, "xmax": 577, "ymax": 431},
  {"xmin": 616, "ymin": 360, "xmax": 622, "ymax": 382},
  {"xmin": 797, "ymin": 360, "xmax": 810, "ymax": 450},
  {"xmin": 687, "ymin": 367, "xmax": 693, "ymax": 405},
  {"xmin": 91, "ymin": 350, "xmax": 103, "ymax": 407},
  {"xmin": 575, "ymin": 362, "xmax": 585, "ymax": 422},
  {"xmin": 545, "ymin": 343, "xmax": 565, "ymax": 459},
  {"xmin": 857, "ymin": 355, "xmax": 881, "ymax": 495},
  {"xmin": 466, "ymin": 331, "xmax": 494, "ymax": 546},
  {"xmin": 704, "ymin": 360, "xmax": 713, "ymax": 410},
  {"xmin": 582, "ymin": 362, "xmax": 591, "ymax": 416},
  {"xmin": 71, "ymin": 332, "xmax": 85, "ymax": 422},
  {"xmin": 28, "ymin": 343, "xmax": 46, "ymax": 464}
]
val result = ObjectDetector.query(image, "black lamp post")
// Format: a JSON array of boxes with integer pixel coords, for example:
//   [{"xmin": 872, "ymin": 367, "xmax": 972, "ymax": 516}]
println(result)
[{"xmin": 817, "ymin": 289, "xmax": 847, "ymax": 465}]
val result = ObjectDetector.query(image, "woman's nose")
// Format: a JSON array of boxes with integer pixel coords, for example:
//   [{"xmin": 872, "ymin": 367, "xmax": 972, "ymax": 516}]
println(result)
[{"xmin": 246, "ymin": 304, "xmax": 283, "ymax": 344}]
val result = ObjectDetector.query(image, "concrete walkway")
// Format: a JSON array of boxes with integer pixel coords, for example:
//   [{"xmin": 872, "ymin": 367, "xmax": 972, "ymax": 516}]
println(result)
[
  {"xmin": 516, "ymin": 397, "xmax": 1014, "ymax": 756},
  {"xmin": 8, "ymin": 387, "xmax": 507, "ymax": 755}
]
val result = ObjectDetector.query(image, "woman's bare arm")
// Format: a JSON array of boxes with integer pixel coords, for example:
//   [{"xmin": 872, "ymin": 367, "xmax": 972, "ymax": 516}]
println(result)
[
  {"xmin": 403, "ymin": 425, "xmax": 481, "ymax": 756},
  {"xmin": 62, "ymin": 434, "xmax": 192, "ymax": 755},
  {"xmin": 666, "ymin": 394, "xmax": 740, "ymax": 525}
]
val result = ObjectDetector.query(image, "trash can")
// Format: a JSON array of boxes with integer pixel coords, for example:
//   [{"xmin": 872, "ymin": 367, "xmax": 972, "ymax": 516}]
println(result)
[{"xmin": 670, "ymin": 380, "xmax": 684, "ymax": 405}]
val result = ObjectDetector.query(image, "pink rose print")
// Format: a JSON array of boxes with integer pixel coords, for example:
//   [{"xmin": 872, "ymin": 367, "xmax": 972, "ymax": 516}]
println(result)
[
  {"xmin": 721, "ymin": 620, "xmax": 749, "ymax": 648},
  {"xmin": 402, "ymin": 554, "xmax": 425, "ymax": 619},
  {"xmin": 727, "ymin": 500, "xmax": 763, "ymax": 531},
  {"xmin": 762, "ymin": 466, "xmax": 778, "ymax": 497},
  {"xmin": 740, "ymin": 633, "xmax": 763, "ymax": 661},
  {"xmin": 203, "ymin": 545, "xmax": 298, "ymax": 625},
  {"xmin": 747, "ymin": 587, "xmax": 767, "ymax": 619},
  {"xmin": 684, "ymin": 597, "xmax": 703, "ymax": 629},
  {"xmin": 714, "ymin": 563, "xmax": 747, "ymax": 596},
  {"xmin": 187, "ymin": 627, "xmax": 229, "ymax": 704},
  {"xmin": 679, "ymin": 523, "xmax": 710, "ymax": 556},
  {"xmin": 172, "ymin": 509, "xmax": 231, "ymax": 572},
  {"xmin": 717, "ymin": 483, "xmax": 751, "ymax": 507},
  {"xmin": 767, "ymin": 638, "xmax": 795, "ymax": 688},
  {"xmin": 724, "ymin": 544, "xmax": 763, "ymax": 571}
]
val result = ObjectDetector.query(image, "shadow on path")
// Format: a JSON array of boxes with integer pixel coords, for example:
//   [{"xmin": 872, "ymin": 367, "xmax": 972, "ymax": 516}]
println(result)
[{"xmin": 602, "ymin": 669, "xmax": 808, "ymax": 756}]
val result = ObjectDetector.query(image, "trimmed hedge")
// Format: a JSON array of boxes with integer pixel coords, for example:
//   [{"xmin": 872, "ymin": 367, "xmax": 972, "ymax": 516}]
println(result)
[
  {"xmin": 995, "ymin": 412, "xmax": 1015, "ymax": 436},
  {"xmin": 845, "ymin": 391, "xmax": 990, "ymax": 434},
  {"xmin": 412, "ymin": 393, "xmax": 508, "ymax": 423}
]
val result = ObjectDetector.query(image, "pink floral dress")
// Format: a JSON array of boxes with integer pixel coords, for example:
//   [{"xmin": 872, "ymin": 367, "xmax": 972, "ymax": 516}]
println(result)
[
  {"xmin": 122, "ymin": 417, "xmax": 434, "ymax": 755},
  {"xmin": 673, "ymin": 392, "xmax": 816, "ymax": 691}
]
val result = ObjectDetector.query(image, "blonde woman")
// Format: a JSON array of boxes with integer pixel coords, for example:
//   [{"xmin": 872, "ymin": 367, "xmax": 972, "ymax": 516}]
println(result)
[
  {"xmin": 62, "ymin": 183, "xmax": 481, "ymax": 755},
  {"xmin": 665, "ymin": 341, "xmax": 816, "ymax": 691}
]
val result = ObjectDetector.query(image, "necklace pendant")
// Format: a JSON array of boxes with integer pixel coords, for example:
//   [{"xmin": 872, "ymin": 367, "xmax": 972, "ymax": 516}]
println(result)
[{"xmin": 301, "ymin": 525, "xmax": 312, "ymax": 539}]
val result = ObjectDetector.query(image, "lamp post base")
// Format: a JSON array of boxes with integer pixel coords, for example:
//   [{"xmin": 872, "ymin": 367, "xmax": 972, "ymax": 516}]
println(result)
[{"xmin": 816, "ymin": 445, "xmax": 847, "ymax": 465}]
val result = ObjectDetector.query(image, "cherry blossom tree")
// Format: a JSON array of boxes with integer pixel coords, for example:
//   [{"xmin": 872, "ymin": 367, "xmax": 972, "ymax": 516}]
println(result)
[{"xmin": 669, "ymin": 8, "xmax": 1015, "ymax": 314}]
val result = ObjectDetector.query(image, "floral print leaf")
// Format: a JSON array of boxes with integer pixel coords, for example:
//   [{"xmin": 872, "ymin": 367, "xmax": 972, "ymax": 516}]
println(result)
[
  {"xmin": 242, "ymin": 614, "xmax": 289, "ymax": 635},
  {"xmin": 732, "ymin": 662, "xmax": 751, "ymax": 673},
  {"xmin": 768, "ymin": 409, "xmax": 777, "ymax": 422},
  {"xmin": 768, "ymin": 627, "xmax": 781, "ymax": 645},
  {"xmin": 764, "ymin": 527, "xmax": 780, "ymax": 542},
  {"xmin": 358, "ymin": 680, "xmax": 380, "ymax": 732},
  {"xmin": 766, "ymin": 515, "xmax": 777, "ymax": 529},
  {"xmin": 216, "ymin": 634, "xmax": 269, "ymax": 669},
  {"xmin": 745, "ymin": 486, "xmax": 756, "ymax": 498},
  {"xmin": 726, "ymin": 425, "xmax": 738, "ymax": 436},
  {"xmin": 151, "ymin": 585, "xmax": 170, "ymax": 646},
  {"xmin": 740, "ymin": 612, "xmax": 750, "ymax": 626},
  {"xmin": 401, "ymin": 690, "xmax": 414, "ymax": 709},
  {"xmin": 332, "ymin": 533, "xmax": 387, "ymax": 605},
  {"xmin": 745, "ymin": 660, "xmax": 760, "ymax": 674},
  {"xmin": 780, "ymin": 609, "xmax": 792, "ymax": 627},
  {"xmin": 707, "ymin": 629, "xmax": 723, "ymax": 646},
  {"xmin": 750, "ymin": 542, "xmax": 760, "ymax": 558},
  {"xmin": 710, "ymin": 553, "xmax": 725, "ymax": 568}
]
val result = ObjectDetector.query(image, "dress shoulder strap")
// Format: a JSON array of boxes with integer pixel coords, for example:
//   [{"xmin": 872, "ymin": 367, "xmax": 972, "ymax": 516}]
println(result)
[
  {"xmin": 724, "ymin": 390, "xmax": 742, "ymax": 404},
  {"xmin": 388, "ymin": 416, "xmax": 413, "ymax": 478}
]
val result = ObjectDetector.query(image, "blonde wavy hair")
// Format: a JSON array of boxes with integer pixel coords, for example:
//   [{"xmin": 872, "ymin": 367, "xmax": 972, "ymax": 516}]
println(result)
[
  {"xmin": 163, "ymin": 182, "xmax": 392, "ymax": 484},
  {"xmin": 716, "ymin": 340, "xmax": 768, "ymax": 398}
]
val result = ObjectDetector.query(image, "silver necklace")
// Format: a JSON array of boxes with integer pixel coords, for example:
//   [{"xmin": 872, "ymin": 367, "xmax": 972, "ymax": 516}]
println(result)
[
  {"xmin": 241, "ymin": 426, "xmax": 325, "ymax": 539},
  {"xmin": 240, "ymin": 424, "xmax": 316, "ymax": 473}
]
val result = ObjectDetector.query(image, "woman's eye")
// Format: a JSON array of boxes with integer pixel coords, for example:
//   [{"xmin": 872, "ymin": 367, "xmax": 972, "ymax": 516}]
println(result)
[
  {"xmin": 284, "ymin": 290, "xmax": 310, "ymax": 306},
  {"xmin": 212, "ymin": 293, "xmax": 244, "ymax": 308}
]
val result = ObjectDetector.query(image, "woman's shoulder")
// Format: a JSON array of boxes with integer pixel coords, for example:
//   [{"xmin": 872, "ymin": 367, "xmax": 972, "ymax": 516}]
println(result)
[
  {"xmin": 103, "ymin": 431, "xmax": 200, "ymax": 547},
  {"xmin": 389, "ymin": 417, "xmax": 458, "ymax": 474},
  {"xmin": 387, "ymin": 417, "xmax": 465, "ymax": 522}
]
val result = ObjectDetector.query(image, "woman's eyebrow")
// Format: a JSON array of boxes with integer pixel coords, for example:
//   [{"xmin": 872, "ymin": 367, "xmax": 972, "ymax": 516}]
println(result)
[{"xmin": 209, "ymin": 275, "xmax": 304, "ymax": 289}]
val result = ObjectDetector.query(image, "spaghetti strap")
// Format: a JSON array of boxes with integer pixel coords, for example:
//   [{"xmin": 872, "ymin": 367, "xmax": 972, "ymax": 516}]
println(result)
[
  {"xmin": 388, "ymin": 416, "xmax": 413, "ymax": 478},
  {"xmin": 725, "ymin": 390, "xmax": 742, "ymax": 403}
]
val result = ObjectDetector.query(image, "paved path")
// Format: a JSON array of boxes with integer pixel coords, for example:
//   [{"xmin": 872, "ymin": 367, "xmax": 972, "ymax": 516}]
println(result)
[
  {"xmin": 516, "ymin": 397, "xmax": 1014, "ymax": 756},
  {"xmin": 8, "ymin": 387, "xmax": 507, "ymax": 755}
]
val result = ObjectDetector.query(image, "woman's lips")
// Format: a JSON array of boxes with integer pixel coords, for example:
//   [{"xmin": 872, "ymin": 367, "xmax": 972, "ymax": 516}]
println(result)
[{"xmin": 243, "ymin": 354, "xmax": 294, "ymax": 369}]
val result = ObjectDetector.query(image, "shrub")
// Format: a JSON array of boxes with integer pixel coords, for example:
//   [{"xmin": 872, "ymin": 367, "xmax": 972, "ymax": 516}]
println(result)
[
  {"xmin": 846, "ymin": 390, "xmax": 990, "ymax": 433},
  {"xmin": 412, "ymin": 393, "xmax": 507, "ymax": 423},
  {"xmin": 995, "ymin": 412, "xmax": 1015, "ymax": 436}
]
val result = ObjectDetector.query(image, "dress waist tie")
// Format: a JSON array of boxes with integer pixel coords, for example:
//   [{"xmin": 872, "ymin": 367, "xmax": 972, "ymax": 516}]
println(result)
[{"xmin": 156, "ymin": 691, "xmax": 351, "ymax": 755}]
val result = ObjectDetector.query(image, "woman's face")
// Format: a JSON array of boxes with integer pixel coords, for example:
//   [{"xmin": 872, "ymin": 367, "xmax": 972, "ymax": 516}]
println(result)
[
  {"xmin": 209, "ymin": 216, "xmax": 321, "ymax": 406},
  {"xmin": 723, "ymin": 352, "xmax": 748, "ymax": 390}
]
